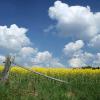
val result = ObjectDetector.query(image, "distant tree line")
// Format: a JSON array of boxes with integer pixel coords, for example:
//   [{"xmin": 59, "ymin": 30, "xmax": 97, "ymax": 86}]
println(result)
[{"xmin": 73, "ymin": 66, "xmax": 100, "ymax": 69}]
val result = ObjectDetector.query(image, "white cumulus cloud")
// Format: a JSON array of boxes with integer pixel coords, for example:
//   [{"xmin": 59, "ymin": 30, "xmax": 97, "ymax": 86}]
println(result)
[
  {"xmin": 33, "ymin": 51, "xmax": 64, "ymax": 67},
  {"xmin": 0, "ymin": 24, "xmax": 64, "ymax": 67},
  {"xmin": 68, "ymin": 51, "xmax": 94, "ymax": 67},
  {"xmin": 0, "ymin": 24, "xmax": 30, "ymax": 51},
  {"xmin": 88, "ymin": 34, "xmax": 100, "ymax": 48},
  {"xmin": 63, "ymin": 40, "xmax": 84, "ymax": 56},
  {"xmin": 63, "ymin": 40, "xmax": 97, "ymax": 67},
  {"xmin": 18, "ymin": 47, "xmax": 37, "ymax": 57},
  {"xmin": 14, "ymin": 47, "xmax": 38, "ymax": 66},
  {"xmin": 68, "ymin": 58, "xmax": 86, "ymax": 67},
  {"xmin": 0, "ymin": 55, "xmax": 5, "ymax": 64},
  {"xmin": 93, "ymin": 53, "xmax": 100, "ymax": 67},
  {"xmin": 48, "ymin": 1, "xmax": 100, "ymax": 67},
  {"xmin": 48, "ymin": 1, "xmax": 100, "ymax": 40}
]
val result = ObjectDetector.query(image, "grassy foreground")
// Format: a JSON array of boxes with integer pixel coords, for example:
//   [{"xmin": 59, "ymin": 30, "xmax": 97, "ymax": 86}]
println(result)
[{"xmin": 0, "ymin": 66, "xmax": 100, "ymax": 100}]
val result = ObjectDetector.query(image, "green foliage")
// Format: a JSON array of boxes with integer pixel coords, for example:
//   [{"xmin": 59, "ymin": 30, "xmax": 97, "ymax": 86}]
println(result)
[{"xmin": 0, "ymin": 68, "xmax": 100, "ymax": 100}]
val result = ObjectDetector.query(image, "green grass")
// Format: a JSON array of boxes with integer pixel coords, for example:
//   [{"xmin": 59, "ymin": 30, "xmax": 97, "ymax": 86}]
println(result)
[{"xmin": 0, "ymin": 67, "xmax": 100, "ymax": 100}]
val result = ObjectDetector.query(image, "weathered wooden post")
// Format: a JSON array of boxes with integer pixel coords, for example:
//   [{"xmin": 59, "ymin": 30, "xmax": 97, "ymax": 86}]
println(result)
[{"xmin": 1, "ymin": 55, "xmax": 12, "ymax": 82}]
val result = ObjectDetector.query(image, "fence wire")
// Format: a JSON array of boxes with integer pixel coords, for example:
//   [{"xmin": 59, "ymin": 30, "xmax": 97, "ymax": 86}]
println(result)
[
  {"xmin": 13, "ymin": 63, "xmax": 69, "ymax": 84},
  {"xmin": 0, "ymin": 59, "xmax": 99, "ymax": 85}
]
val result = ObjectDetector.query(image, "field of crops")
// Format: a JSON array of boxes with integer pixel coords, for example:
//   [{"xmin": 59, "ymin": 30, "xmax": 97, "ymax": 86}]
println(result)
[{"xmin": 0, "ymin": 66, "xmax": 100, "ymax": 100}]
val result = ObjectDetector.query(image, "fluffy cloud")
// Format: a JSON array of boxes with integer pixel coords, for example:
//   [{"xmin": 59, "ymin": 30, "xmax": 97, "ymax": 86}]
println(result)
[
  {"xmin": 93, "ymin": 53, "xmax": 100, "ymax": 67},
  {"xmin": 0, "ymin": 24, "xmax": 36, "ymax": 66},
  {"xmin": 11, "ymin": 48, "xmax": 64, "ymax": 67},
  {"xmin": 88, "ymin": 34, "xmax": 100, "ymax": 48},
  {"xmin": 14, "ymin": 47, "xmax": 38, "ymax": 66},
  {"xmin": 18, "ymin": 47, "xmax": 37, "ymax": 57},
  {"xmin": 67, "ymin": 51, "xmax": 95, "ymax": 67},
  {"xmin": 48, "ymin": 1, "xmax": 100, "ymax": 67},
  {"xmin": 0, "ymin": 24, "xmax": 64, "ymax": 67},
  {"xmin": 0, "ymin": 24, "xmax": 35, "ymax": 66},
  {"xmin": 33, "ymin": 51, "xmax": 64, "ymax": 67},
  {"xmin": 33, "ymin": 51, "xmax": 52, "ymax": 63},
  {"xmin": 48, "ymin": 1, "xmax": 100, "ymax": 41},
  {"xmin": 68, "ymin": 58, "xmax": 86, "ymax": 67},
  {"xmin": 63, "ymin": 40, "xmax": 99, "ymax": 67},
  {"xmin": 0, "ymin": 55, "xmax": 5, "ymax": 64},
  {"xmin": 63, "ymin": 40, "xmax": 84, "ymax": 56},
  {"xmin": 0, "ymin": 24, "xmax": 30, "ymax": 51}
]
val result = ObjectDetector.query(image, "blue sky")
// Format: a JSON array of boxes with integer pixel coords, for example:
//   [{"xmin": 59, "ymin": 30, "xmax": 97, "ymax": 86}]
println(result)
[{"xmin": 0, "ymin": 0, "xmax": 100, "ymax": 67}]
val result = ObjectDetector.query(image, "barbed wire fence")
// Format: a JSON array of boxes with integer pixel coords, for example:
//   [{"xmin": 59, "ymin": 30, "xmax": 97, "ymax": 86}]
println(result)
[
  {"xmin": 0, "ymin": 55, "xmax": 99, "ymax": 84},
  {"xmin": 0, "ymin": 55, "xmax": 70, "ymax": 84},
  {"xmin": 13, "ymin": 63, "xmax": 69, "ymax": 84}
]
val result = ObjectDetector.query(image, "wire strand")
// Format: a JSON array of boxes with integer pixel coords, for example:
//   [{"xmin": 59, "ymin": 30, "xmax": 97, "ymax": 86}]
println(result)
[{"xmin": 14, "ymin": 63, "xmax": 69, "ymax": 84}]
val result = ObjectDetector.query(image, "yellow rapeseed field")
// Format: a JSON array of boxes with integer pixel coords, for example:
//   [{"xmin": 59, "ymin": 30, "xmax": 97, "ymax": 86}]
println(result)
[
  {"xmin": 0, "ymin": 65, "xmax": 100, "ymax": 75},
  {"xmin": 0, "ymin": 65, "xmax": 100, "ymax": 100}
]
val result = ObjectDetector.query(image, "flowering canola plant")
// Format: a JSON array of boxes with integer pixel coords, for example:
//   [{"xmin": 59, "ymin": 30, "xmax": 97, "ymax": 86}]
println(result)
[{"xmin": 0, "ymin": 66, "xmax": 100, "ymax": 76}]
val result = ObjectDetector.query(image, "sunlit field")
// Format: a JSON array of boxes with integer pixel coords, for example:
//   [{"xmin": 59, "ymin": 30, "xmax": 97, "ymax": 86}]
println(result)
[{"xmin": 0, "ymin": 66, "xmax": 100, "ymax": 100}]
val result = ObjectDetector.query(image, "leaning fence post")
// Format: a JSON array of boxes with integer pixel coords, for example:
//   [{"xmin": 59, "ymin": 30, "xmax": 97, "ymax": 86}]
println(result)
[{"xmin": 1, "ymin": 55, "xmax": 12, "ymax": 82}]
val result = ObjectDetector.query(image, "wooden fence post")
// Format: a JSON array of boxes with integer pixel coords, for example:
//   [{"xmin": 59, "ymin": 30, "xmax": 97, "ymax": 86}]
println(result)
[{"xmin": 1, "ymin": 55, "xmax": 12, "ymax": 82}]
